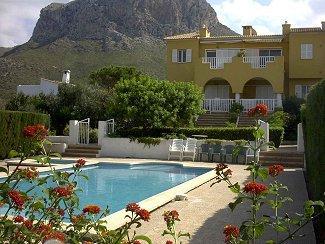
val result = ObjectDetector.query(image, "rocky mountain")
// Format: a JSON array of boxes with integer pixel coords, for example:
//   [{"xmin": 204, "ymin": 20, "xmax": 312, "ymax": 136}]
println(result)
[
  {"xmin": 0, "ymin": 47, "xmax": 12, "ymax": 57},
  {"xmin": 0, "ymin": 0, "xmax": 237, "ymax": 108}
]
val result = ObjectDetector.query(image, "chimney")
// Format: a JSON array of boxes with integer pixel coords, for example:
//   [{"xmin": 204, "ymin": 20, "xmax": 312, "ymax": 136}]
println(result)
[
  {"xmin": 62, "ymin": 70, "xmax": 70, "ymax": 83},
  {"xmin": 322, "ymin": 21, "xmax": 325, "ymax": 30},
  {"xmin": 199, "ymin": 25, "xmax": 210, "ymax": 38},
  {"xmin": 282, "ymin": 21, "xmax": 291, "ymax": 35},
  {"xmin": 242, "ymin": 26, "xmax": 257, "ymax": 36}
]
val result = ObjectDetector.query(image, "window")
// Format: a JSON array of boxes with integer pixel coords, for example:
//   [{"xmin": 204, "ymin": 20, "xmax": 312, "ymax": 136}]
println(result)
[
  {"xmin": 177, "ymin": 49, "xmax": 186, "ymax": 63},
  {"xmin": 295, "ymin": 85, "xmax": 311, "ymax": 98},
  {"xmin": 301, "ymin": 44, "xmax": 313, "ymax": 59},
  {"xmin": 172, "ymin": 49, "xmax": 192, "ymax": 63},
  {"xmin": 259, "ymin": 49, "xmax": 282, "ymax": 57}
]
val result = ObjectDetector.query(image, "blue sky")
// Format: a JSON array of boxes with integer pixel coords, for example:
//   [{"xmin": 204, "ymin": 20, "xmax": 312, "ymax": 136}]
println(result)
[{"xmin": 0, "ymin": 0, "xmax": 324, "ymax": 47}]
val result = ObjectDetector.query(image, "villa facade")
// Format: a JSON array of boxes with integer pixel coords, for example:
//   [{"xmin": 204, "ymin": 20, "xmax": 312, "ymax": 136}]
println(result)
[{"xmin": 165, "ymin": 22, "xmax": 325, "ymax": 112}]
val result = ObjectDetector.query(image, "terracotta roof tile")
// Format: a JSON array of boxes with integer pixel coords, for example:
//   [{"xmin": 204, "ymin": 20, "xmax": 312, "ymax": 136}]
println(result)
[
  {"xmin": 291, "ymin": 27, "xmax": 323, "ymax": 32},
  {"xmin": 164, "ymin": 32, "xmax": 199, "ymax": 40}
]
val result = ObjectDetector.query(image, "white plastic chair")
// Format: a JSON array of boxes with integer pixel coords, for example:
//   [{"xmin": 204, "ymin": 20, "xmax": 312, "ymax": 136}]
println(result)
[
  {"xmin": 182, "ymin": 138, "xmax": 198, "ymax": 162},
  {"xmin": 168, "ymin": 139, "xmax": 184, "ymax": 161}
]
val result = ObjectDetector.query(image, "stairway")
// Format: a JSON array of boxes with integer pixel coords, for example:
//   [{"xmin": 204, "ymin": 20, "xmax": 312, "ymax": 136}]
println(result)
[
  {"xmin": 62, "ymin": 144, "xmax": 101, "ymax": 158},
  {"xmin": 259, "ymin": 145, "xmax": 304, "ymax": 168},
  {"xmin": 197, "ymin": 112, "xmax": 267, "ymax": 127}
]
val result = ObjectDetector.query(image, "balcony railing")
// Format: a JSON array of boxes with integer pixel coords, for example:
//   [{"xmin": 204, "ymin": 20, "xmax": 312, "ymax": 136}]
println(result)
[
  {"xmin": 202, "ymin": 57, "xmax": 233, "ymax": 69},
  {"xmin": 243, "ymin": 56, "xmax": 275, "ymax": 68},
  {"xmin": 202, "ymin": 56, "xmax": 277, "ymax": 69},
  {"xmin": 203, "ymin": 99, "xmax": 277, "ymax": 113}
]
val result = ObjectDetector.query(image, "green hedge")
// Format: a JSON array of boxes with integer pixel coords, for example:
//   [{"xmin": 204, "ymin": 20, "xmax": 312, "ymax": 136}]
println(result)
[
  {"xmin": 117, "ymin": 127, "xmax": 284, "ymax": 148},
  {"xmin": 303, "ymin": 80, "xmax": 325, "ymax": 239},
  {"xmin": 0, "ymin": 110, "xmax": 50, "ymax": 159}
]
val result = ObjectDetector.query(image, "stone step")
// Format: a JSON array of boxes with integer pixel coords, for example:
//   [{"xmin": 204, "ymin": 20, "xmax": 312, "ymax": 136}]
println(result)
[
  {"xmin": 260, "ymin": 151, "xmax": 303, "ymax": 157},
  {"xmin": 62, "ymin": 152, "xmax": 99, "ymax": 158},
  {"xmin": 260, "ymin": 161, "xmax": 304, "ymax": 168},
  {"xmin": 68, "ymin": 144, "xmax": 101, "ymax": 150},
  {"xmin": 259, "ymin": 155, "xmax": 304, "ymax": 162}
]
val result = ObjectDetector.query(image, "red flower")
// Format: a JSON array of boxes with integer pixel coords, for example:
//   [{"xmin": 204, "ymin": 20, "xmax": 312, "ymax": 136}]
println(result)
[
  {"xmin": 163, "ymin": 210, "xmax": 180, "ymax": 222},
  {"xmin": 23, "ymin": 124, "xmax": 48, "ymax": 140},
  {"xmin": 244, "ymin": 182, "xmax": 268, "ymax": 195},
  {"xmin": 71, "ymin": 214, "xmax": 85, "ymax": 224},
  {"xmin": 23, "ymin": 219, "xmax": 33, "ymax": 229},
  {"xmin": 43, "ymin": 231, "xmax": 65, "ymax": 243},
  {"xmin": 224, "ymin": 169, "xmax": 232, "ymax": 177},
  {"xmin": 19, "ymin": 167, "xmax": 39, "ymax": 180},
  {"xmin": 223, "ymin": 225, "xmax": 240, "ymax": 242},
  {"xmin": 83, "ymin": 205, "xmax": 101, "ymax": 214},
  {"xmin": 133, "ymin": 241, "xmax": 141, "ymax": 244},
  {"xmin": 215, "ymin": 163, "xmax": 228, "ymax": 172},
  {"xmin": 47, "ymin": 207, "xmax": 65, "ymax": 217},
  {"xmin": 36, "ymin": 222, "xmax": 52, "ymax": 235},
  {"xmin": 166, "ymin": 241, "xmax": 173, "ymax": 244},
  {"xmin": 269, "ymin": 164, "xmax": 284, "ymax": 177},
  {"xmin": 137, "ymin": 209, "xmax": 150, "ymax": 221},
  {"xmin": 53, "ymin": 185, "xmax": 74, "ymax": 198},
  {"xmin": 75, "ymin": 159, "xmax": 86, "ymax": 168},
  {"xmin": 126, "ymin": 203, "xmax": 141, "ymax": 213},
  {"xmin": 13, "ymin": 215, "xmax": 24, "ymax": 223},
  {"xmin": 8, "ymin": 190, "xmax": 25, "ymax": 209},
  {"xmin": 247, "ymin": 104, "xmax": 268, "ymax": 117}
]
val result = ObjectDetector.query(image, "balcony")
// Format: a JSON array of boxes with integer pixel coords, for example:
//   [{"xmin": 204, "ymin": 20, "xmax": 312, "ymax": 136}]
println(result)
[
  {"xmin": 203, "ymin": 98, "xmax": 278, "ymax": 113},
  {"xmin": 202, "ymin": 56, "xmax": 277, "ymax": 69}
]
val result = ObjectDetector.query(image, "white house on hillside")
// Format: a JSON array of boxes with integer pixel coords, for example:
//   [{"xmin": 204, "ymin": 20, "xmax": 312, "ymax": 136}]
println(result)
[{"xmin": 17, "ymin": 70, "xmax": 71, "ymax": 96}]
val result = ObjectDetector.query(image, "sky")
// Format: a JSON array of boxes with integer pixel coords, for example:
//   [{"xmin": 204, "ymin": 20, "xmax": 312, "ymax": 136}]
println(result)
[{"xmin": 0, "ymin": 0, "xmax": 324, "ymax": 47}]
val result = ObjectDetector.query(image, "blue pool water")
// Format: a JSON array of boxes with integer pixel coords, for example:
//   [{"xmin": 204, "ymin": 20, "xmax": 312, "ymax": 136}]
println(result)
[{"xmin": 2, "ymin": 163, "xmax": 209, "ymax": 215}]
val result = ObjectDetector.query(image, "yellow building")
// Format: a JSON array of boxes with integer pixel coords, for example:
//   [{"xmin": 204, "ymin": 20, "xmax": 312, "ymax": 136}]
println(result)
[{"xmin": 165, "ymin": 21, "xmax": 325, "ymax": 112}]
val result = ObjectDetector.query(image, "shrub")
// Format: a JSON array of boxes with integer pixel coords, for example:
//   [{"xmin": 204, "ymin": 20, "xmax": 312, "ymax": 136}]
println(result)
[
  {"xmin": 282, "ymin": 96, "xmax": 305, "ymax": 140},
  {"xmin": 229, "ymin": 102, "xmax": 244, "ymax": 126},
  {"xmin": 108, "ymin": 76, "xmax": 204, "ymax": 129},
  {"xmin": 89, "ymin": 65, "xmax": 142, "ymax": 89},
  {"xmin": 303, "ymin": 79, "xmax": 325, "ymax": 240},
  {"xmin": 267, "ymin": 111, "xmax": 289, "ymax": 128},
  {"xmin": 0, "ymin": 110, "xmax": 50, "ymax": 159},
  {"xmin": 117, "ymin": 127, "xmax": 284, "ymax": 147},
  {"xmin": 89, "ymin": 128, "xmax": 98, "ymax": 144}
]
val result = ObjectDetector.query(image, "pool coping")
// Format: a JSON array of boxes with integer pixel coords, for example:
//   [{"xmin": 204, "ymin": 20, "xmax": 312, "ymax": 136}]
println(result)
[{"xmin": 1, "ymin": 158, "xmax": 216, "ymax": 230}]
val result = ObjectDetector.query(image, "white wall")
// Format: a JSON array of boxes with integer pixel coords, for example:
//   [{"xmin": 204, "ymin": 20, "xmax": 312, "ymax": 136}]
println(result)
[
  {"xmin": 99, "ymin": 138, "xmax": 173, "ymax": 159},
  {"xmin": 17, "ymin": 85, "xmax": 41, "ymax": 96},
  {"xmin": 40, "ymin": 79, "xmax": 59, "ymax": 95}
]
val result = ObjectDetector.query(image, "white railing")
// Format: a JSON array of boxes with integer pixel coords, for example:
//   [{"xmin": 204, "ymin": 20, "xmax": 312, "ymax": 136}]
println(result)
[
  {"xmin": 78, "ymin": 118, "xmax": 90, "ymax": 144},
  {"xmin": 202, "ymin": 57, "xmax": 233, "ymax": 69},
  {"xmin": 243, "ymin": 56, "xmax": 275, "ymax": 68},
  {"xmin": 203, "ymin": 99, "xmax": 277, "ymax": 112},
  {"xmin": 106, "ymin": 119, "xmax": 115, "ymax": 135}
]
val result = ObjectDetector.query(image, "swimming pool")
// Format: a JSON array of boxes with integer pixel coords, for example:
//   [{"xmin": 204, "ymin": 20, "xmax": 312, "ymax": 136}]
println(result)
[{"xmin": 2, "ymin": 163, "xmax": 210, "ymax": 215}]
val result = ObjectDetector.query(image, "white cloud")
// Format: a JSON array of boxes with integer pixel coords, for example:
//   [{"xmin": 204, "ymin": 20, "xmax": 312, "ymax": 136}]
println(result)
[
  {"xmin": 0, "ymin": 0, "xmax": 71, "ymax": 47},
  {"xmin": 211, "ymin": 0, "xmax": 325, "ymax": 34}
]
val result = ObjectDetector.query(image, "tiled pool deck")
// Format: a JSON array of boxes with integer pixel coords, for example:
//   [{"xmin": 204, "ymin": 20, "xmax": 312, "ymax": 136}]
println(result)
[{"xmin": 0, "ymin": 158, "xmax": 315, "ymax": 243}]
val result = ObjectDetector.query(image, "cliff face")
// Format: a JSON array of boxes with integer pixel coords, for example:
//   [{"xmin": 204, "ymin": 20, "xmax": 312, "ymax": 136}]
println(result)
[
  {"xmin": 0, "ymin": 0, "xmax": 237, "ymax": 107},
  {"xmin": 31, "ymin": 0, "xmax": 236, "ymax": 45}
]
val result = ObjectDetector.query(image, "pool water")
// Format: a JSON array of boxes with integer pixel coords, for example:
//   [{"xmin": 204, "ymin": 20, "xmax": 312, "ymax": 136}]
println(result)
[{"xmin": 3, "ymin": 163, "xmax": 209, "ymax": 215}]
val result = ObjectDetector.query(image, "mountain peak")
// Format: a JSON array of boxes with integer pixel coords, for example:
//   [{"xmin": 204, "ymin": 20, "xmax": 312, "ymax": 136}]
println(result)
[{"xmin": 31, "ymin": 0, "xmax": 237, "ymax": 45}]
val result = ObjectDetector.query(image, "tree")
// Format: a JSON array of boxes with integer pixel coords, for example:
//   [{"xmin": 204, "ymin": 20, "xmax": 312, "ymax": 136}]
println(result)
[
  {"xmin": 108, "ymin": 76, "xmax": 204, "ymax": 130},
  {"xmin": 89, "ymin": 65, "xmax": 142, "ymax": 89}
]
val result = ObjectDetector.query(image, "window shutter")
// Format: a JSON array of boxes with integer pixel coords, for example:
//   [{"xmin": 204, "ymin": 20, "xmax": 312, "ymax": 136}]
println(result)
[
  {"xmin": 186, "ymin": 49, "xmax": 192, "ymax": 62},
  {"xmin": 307, "ymin": 44, "xmax": 313, "ymax": 59},
  {"xmin": 172, "ymin": 49, "xmax": 177, "ymax": 63},
  {"xmin": 295, "ymin": 85, "xmax": 302, "ymax": 98}
]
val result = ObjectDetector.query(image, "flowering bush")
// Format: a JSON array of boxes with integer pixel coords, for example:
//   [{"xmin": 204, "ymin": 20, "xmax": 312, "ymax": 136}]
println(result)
[
  {"xmin": 212, "ymin": 104, "xmax": 325, "ymax": 243},
  {"xmin": 0, "ymin": 124, "xmax": 189, "ymax": 243}
]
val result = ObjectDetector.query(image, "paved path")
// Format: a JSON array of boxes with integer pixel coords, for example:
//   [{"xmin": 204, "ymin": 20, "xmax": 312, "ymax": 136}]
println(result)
[{"xmin": 134, "ymin": 166, "xmax": 315, "ymax": 244}]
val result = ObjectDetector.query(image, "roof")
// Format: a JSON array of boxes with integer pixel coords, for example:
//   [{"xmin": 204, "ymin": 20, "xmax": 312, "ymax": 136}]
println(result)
[
  {"xmin": 200, "ymin": 34, "xmax": 283, "ymax": 43},
  {"xmin": 164, "ymin": 32, "xmax": 199, "ymax": 40},
  {"xmin": 291, "ymin": 27, "xmax": 323, "ymax": 33}
]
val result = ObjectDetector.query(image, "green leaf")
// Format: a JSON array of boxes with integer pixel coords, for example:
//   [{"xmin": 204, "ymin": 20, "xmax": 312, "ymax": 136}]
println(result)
[
  {"xmin": 257, "ymin": 168, "xmax": 269, "ymax": 181},
  {"xmin": 134, "ymin": 235, "xmax": 152, "ymax": 244},
  {"xmin": 229, "ymin": 197, "xmax": 243, "ymax": 211},
  {"xmin": 0, "ymin": 167, "xmax": 8, "ymax": 174},
  {"xmin": 8, "ymin": 150, "xmax": 19, "ymax": 158},
  {"xmin": 50, "ymin": 152, "xmax": 62, "ymax": 159},
  {"xmin": 229, "ymin": 182, "xmax": 240, "ymax": 194},
  {"xmin": 266, "ymin": 240, "xmax": 276, "ymax": 244}
]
